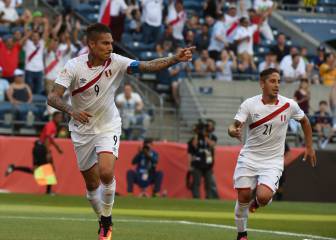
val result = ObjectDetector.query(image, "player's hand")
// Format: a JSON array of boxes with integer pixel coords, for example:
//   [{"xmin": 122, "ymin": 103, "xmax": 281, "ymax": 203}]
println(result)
[
  {"xmin": 303, "ymin": 146, "xmax": 317, "ymax": 168},
  {"xmin": 228, "ymin": 124, "xmax": 243, "ymax": 142},
  {"xmin": 175, "ymin": 46, "xmax": 195, "ymax": 62},
  {"xmin": 71, "ymin": 111, "xmax": 92, "ymax": 124}
]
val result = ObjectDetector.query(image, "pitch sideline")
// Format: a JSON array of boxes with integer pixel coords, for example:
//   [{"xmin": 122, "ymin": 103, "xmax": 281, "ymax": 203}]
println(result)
[{"xmin": 0, "ymin": 215, "xmax": 335, "ymax": 240}]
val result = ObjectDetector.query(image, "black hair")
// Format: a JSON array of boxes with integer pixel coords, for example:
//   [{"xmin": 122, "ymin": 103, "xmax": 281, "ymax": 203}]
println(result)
[
  {"xmin": 259, "ymin": 68, "xmax": 280, "ymax": 81},
  {"xmin": 52, "ymin": 111, "xmax": 63, "ymax": 119},
  {"xmin": 86, "ymin": 23, "xmax": 112, "ymax": 41},
  {"xmin": 319, "ymin": 100, "xmax": 328, "ymax": 105}
]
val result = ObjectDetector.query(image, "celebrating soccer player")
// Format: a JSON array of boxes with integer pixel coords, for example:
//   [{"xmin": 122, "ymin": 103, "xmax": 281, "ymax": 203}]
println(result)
[
  {"xmin": 228, "ymin": 68, "xmax": 317, "ymax": 240},
  {"xmin": 47, "ymin": 23, "xmax": 194, "ymax": 240}
]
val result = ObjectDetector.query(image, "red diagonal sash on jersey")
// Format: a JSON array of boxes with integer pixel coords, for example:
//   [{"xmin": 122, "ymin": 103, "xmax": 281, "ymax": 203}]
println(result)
[
  {"xmin": 72, "ymin": 58, "xmax": 112, "ymax": 96},
  {"xmin": 45, "ymin": 58, "xmax": 59, "ymax": 75},
  {"xmin": 249, "ymin": 102, "xmax": 290, "ymax": 130},
  {"xmin": 27, "ymin": 46, "xmax": 40, "ymax": 62}
]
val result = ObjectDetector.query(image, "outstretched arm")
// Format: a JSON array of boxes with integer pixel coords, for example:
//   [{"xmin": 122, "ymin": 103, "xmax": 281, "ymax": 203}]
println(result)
[
  {"xmin": 138, "ymin": 47, "xmax": 194, "ymax": 73},
  {"xmin": 299, "ymin": 116, "xmax": 317, "ymax": 167}
]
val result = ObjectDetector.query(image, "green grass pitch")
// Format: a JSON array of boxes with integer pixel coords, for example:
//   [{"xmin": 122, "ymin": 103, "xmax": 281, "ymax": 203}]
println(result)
[{"xmin": 0, "ymin": 194, "xmax": 335, "ymax": 240}]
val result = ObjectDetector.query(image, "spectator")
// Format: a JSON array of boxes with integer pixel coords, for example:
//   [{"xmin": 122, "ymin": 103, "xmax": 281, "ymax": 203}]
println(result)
[
  {"xmin": 195, "ymin": 24, "xmax": 210, "ymax": 52},
  {"xmin": 294, "ymin": 78, "xmax": 310, "ymax": 114},
  {"xmin": 320, "ymin": 53, "xmax": 336, "ymax": 87},
  {"xmin": 116, "ymin": 83, "xmax": 150, "ymax": 140},
  {"xmin": 128, "ymin": 8, "xmax": 142, "ymax": 35},
  {"xmin": 0, "ymin": 67, "xmax": 11, "ymax": 121},
  {"xmin": 312, "ymin": 45, "xmax": 326, "ymax": 69},
  {"xmin": 280, "ymin": 47, "xmax": 306, "ymax": 80},
  {"xmin": 0, "ymin": 0, "xmax": 20, "ymax": 26},
  {"xmin": 208, "ymin": 14, "xmax": 228, "ymax": 61},
  {"xmin": 194, "ymin": 49, "xmax": 216, "ymax": 77},
  {"xmin": 167, "ymin": 0, "xmax": 186, "ymax": 46},
  {"xmin": 282, "ymin": 54, "xmax": 306, "ymax": 83},
  {"xmin": 184, "ymin": 30, "xmax": 196, "ymax": 48},
  {"xmin": 44, "ymin": 37, "xmax": 63, "ymax": 94},
  {"xmin": 0, "ymin": 34, "xmax": 21, "ymax": 82},
  {"xmin": 6, "ymin": 69, "xmax": 38, "ymax": 121},
  {"xmin": 216, "ymin": 49, "xmax": 237, "ymax": 81},
  {"xmin": 184, "ymin": 14, "xmax": 200, "ymax": 34},
  {"xmin": 234, "ymin": 17, "xmax": 259, "ymax": 57},
  {"xmin": 330, "ymin": 82, "xmax": 336, "ymax": 128},
  {"xmin": 254, "ymin": 0, "xmax": 276, "ymax": 41},
  {"xmin": 109, "ymin": 0, "xmax": 128, "ymax": 42},
  {"xmin": 187, "ymin": 119, "xmax": 218, "ymax": 199},
  {"xmin": 168, "ymin": 48, "xmax": 192, "ymax": 105},
  {"xmin": 311, "ymin": 101, "xmax": 335, "ymax": 149},
  {"xmin": 258, "ymin": 51, "xmax": 278, "ymax": 72},
  {"xmin": 247, "ymin": 8, "xmax": 262, "ymax": 45},
  {"xmin": 270, "ymin": 33, "xmax": 290, "ymax": 63},
  {"xmin": 24, "ymin": 18, "xmax": 49, "ymax": 94},
  {"xmin": 300, "ymin": 46, "xmax": 314, "ymax": 78},
  {"xmin": 127, "ymin": 138, "xmax": 163, "ymax": 197},
  {"xmin": 203, "ymin": 0, "xmax": 225, "ymax": 19},
  {"xmin": 158, "ymin": 25, "xmax": 177, "ymax": 53},
  {"xmin": 237, "ymin": 52, "xmax": 257, "ymax": 79},
  {"xmin": 141, "ymin": 0, "xmax": 163, "ymax": 44},
  {"xmin": 224, "ymin": 5, "xmax": 240, "ymax": 44},
  {"xmin": 289, "ymin": 77, "xmax": 311, "ymax": 134}
]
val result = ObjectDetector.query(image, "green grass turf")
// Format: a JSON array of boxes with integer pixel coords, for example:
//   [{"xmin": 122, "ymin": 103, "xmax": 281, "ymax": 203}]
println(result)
[{"xmin": 0, "ymin": 193, "xmax": 335, "ymax": 240}]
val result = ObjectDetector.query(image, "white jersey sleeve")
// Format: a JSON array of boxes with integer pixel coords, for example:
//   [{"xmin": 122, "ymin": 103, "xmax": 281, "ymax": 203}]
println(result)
[
  {"xmin": 55, "ymin": 60, "xmax": 77, "ymax": 88},
  {"xmin": 290, "ymin": 99, "xmax": 305, "ymax": 121},
  {"xmin": 234, "ymin": 99, "xmax": 250, "ymax": 123},
  {"xmin": 115, "ymin": 54, "xmax": 135, "ymax": 73}
]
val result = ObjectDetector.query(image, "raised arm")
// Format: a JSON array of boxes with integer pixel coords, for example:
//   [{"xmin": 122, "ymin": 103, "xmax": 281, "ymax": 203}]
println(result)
[
  {"xmin": 138, "ymin": 47, "xmax": 194, "ymax": 73},
  {"xmin": 299, "ymin": 116, "xmax": 317, "ymax": 167}
]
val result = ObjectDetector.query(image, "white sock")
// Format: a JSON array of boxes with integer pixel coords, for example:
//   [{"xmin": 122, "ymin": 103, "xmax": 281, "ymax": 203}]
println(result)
[
  {"xmin": 235, "ymin": 201, "xmax": 249, "ymax": 233},
  {"xmin": 86, "ymin": 186, "xmax": 102, "ymax": 219},
  {"xmin": 101, "ymin": 178, "xmax": 116, "ymax": 217}
]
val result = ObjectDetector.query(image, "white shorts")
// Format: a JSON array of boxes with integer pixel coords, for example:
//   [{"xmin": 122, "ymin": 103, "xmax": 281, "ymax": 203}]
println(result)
[
  {"xmin": 233, "ymin": 164, "xmax": 282, "ymax": 193},
  {"xmin": 71, "ymin": 131, "xmax": 121, "ymax": 171}
]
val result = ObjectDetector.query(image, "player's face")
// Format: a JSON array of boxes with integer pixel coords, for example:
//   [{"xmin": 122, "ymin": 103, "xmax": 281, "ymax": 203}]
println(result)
[
  {"xmin": 261, "ymin": 72, "xmax": 280, "ymax": 98},
  {"xmin": 89, "ymin": 33, "xmax": 113, "ymax": 61}
]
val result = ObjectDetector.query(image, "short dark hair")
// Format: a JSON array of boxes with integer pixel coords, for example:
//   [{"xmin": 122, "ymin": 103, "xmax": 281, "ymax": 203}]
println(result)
[
  {"xmin": 260, "ymin": 68, "xmax": 280, "ymax": 81},
  {"xmin": 86, "ymin": 23, "xmax": 111, "ymax": 41},
  {"xmin": 52, "ymin": 111, "xmax": 62, "ymax": 119},
  {"xmin": 319, "ymin": 100, "xmax": 328, "ymax": 106}
]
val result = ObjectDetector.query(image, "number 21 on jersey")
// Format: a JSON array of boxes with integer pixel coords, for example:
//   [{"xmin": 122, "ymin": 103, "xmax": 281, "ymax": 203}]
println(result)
[{"xmin": 263, "ymin": 124, "xmax": 272, "ymax": 135}]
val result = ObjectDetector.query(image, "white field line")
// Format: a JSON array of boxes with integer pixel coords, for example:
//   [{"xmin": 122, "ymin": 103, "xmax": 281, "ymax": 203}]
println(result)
[{"xmin": 0, "ymin": 215, "xmax": 335, "ymax": 240}]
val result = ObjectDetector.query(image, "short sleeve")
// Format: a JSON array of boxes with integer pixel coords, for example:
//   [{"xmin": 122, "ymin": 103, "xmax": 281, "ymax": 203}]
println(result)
[
  {"xmin": 234, "ymin": 99, "xmax": 250, "ymax": 123},
  {"xmin": 115, "ymin": 54, "xmax": 135, "ymax": 73},
  {"xmin": 233, "ymin": 28, "xmax": 243, "ymax": 40},
  {"xmin": 133, "ymin": 93, "xmax": 143, "ymax": 103},
  {"xmin": 55, "ymin": 60, "xmax": 76, "ymax": 88},
  {"xmin": 290, "ymin": 100, "xmax": 305, "ymax": 121},
  {"xmin": 115, "ymin": 94, "xmax": 124, "ymax": 104}
]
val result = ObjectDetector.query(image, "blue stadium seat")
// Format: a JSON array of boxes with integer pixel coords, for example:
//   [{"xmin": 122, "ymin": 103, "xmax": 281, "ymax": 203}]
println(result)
[
  {"xmin": 139, "ymin": 51, "xmax": 159, "ymax": 61},
  {"xmin": 125, "ymin": 42, "xmax": 155, "ymax": 55},
  {"xmin": 87, "ymin": 13, "xmax": 99, "ymax": 23},
  {"xmin": 0, "ymin": 26, "xmax": 10, "ymax": 37},
  {"xmin": 74, "ymin": 3, "xmax": 97, "ymax": 15},
  {"xmin": 183, "ymin": 1, "xmax": 203, "ymax": 13}
]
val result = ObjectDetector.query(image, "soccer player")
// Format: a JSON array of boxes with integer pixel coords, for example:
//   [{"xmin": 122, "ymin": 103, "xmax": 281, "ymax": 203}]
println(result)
[
  {"xmin": 47, "ymin": 23, "xmax": 193, "ymax": 240},
  {"xmin": 227, "ymin": 68, "xmax": 317, "ymax": 240}
]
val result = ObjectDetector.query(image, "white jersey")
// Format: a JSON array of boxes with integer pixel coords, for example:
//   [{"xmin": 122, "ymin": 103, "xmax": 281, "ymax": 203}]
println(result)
[
  {"xmin": 55, "ymin": 53, "xmax": 134, "ymax": 134},
  {"xmin": 234, "ymin": 94, "xmax": 304, "ymax": 170}
]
